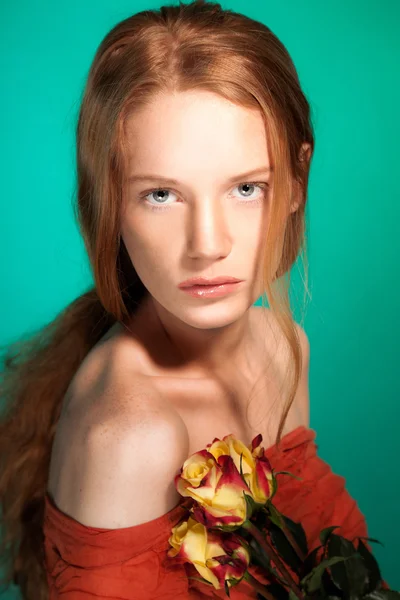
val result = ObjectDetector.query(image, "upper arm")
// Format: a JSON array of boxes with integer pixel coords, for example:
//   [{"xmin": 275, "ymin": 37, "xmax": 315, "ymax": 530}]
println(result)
[
  {"xmin": 65, "ymin": 378, "xmax": 189, "ymax": 529},
  {"xmin": 294, "ymin": 323, "xmax": 310, "ymax": 428}
]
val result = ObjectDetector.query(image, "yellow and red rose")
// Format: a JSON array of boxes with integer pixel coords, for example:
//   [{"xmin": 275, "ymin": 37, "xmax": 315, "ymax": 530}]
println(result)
[
  {"xmin": 209, "ymin": 433, "xmax": 276, "ymax": 505},
  {"xmin": 168, "ymin": 515, "xmax": 250, "ymax": 590},
  {"xmin": 174, "ymin": 433, "xmax": 276, "ymax": 529},
  {"xmin": 175, "ymin": 449, "xmax": 251, "ymax": 527}
]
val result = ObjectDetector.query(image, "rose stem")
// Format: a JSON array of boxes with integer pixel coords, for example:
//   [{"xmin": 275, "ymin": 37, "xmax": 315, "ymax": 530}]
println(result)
[
  {"xmin": 242, "ymin": 520, "xmax": 304, "ymax": 599},
  {"xmin": 243, "ymin": 572, "xmax": 276, "ymax": 600},
  {"xmin": 273, "ymin": 517, "xmax": 307, "ymax": 562}
]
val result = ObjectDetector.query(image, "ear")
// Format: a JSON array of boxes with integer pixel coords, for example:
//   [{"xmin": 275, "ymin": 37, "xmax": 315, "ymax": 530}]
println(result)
[
  {"xmin": 290, "ymin": 181, "xmax": 302, "ymax": 213},
  {"xmin": 290, "ymin": 142, "xmax": 312, "ymax": 213},
  {"xmin": 290, "ymin": 196, "xmax": 300, "ymax": 213},
  {"xmin": 298, "ymin": 142, "xmax": 312, "ymax": 164}
]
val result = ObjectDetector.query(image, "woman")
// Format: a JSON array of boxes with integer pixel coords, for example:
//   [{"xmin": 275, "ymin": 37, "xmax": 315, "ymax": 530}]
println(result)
[{"xmin": 0, "ymin": 1, "xmax": 382, "ymax": 598}]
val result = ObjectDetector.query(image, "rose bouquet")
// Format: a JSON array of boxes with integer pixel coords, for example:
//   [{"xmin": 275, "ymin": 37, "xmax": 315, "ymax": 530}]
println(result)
[{"xmin": 167, "ymin": 432, "xmax": 399, "ymax": 599}]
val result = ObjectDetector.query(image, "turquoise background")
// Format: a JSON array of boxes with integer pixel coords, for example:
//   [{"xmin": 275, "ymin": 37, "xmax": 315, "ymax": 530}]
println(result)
[{"xmin": 1, "ymin": 0, "xmax": 399, "ymax": 596}]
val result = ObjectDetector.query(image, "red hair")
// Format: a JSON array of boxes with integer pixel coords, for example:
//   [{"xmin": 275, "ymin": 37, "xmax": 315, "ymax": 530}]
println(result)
[{"xmin": 0, "ymin": 1, "xmax": 314, "ymax": 597}]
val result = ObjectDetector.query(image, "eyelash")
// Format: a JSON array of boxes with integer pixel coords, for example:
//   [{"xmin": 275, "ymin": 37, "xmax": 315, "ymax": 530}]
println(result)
[{"xmin": 139, "ymin": 182, "xmax": 269, "ymax": 212}]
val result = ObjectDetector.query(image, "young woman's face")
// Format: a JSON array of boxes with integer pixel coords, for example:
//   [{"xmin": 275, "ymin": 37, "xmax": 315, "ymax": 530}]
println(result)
[{"xmin": 120, "ymin": 90, "xmax": 278, "ymax": 328}]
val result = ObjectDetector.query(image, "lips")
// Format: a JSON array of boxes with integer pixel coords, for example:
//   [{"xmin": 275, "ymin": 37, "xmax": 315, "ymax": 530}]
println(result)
[{"xmin": 179, "ymin": 276, "xmax": 242, "ymax": 288}]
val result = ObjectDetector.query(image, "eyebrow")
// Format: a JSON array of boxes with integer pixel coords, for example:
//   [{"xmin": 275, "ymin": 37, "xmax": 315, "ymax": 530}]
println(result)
[{"xmin": 128, "ymin": 166, "xmax": 273, "ymax": 186}]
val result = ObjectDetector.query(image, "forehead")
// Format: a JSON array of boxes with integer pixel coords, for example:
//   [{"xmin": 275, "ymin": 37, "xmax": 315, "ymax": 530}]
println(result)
[{"xmin": 124, "ymin": 90, "xmax": 270, "ymax": 174}]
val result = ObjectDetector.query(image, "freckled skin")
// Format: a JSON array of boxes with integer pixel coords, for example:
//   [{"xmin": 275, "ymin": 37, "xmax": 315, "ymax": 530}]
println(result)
[{"xmin": 46, "ymin": 90, "xmax": 309, "ymax": 528}]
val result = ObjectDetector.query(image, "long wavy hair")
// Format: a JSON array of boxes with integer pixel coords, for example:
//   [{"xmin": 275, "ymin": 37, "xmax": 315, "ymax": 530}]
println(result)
[{"xmin": 0, "ymin": 1, "xmax": 314, "ymax": 597}]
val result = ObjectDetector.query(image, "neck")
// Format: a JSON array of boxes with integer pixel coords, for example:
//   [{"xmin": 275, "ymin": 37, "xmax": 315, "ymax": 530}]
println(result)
[{"xmin": 136, "ymin": 294, "xmax": 259, "ymax": 378}]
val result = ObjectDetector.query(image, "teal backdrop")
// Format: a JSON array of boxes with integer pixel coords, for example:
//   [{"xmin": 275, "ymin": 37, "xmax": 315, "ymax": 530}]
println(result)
[{"xmin": 1, "ymin": 0, "xmax": 399, "ymax": 596}]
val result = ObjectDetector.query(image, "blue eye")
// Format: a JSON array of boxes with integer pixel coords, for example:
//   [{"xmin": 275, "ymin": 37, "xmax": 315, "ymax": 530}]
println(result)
[
  {"xmin": 140, "ymin": 182, "xmax": 269, "ymax": 211},
  {"xmin": 234, "ymin": 182, "xmax": 267, "ymax": 200},
  {"xmin": 142, "ymin": 189, "xmax": 177, "ymax": 210}
]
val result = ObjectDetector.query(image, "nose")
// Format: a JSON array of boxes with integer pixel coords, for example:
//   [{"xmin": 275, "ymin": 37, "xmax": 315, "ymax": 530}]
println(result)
[{"xmin": 186, "ymin": 198, "xmax": 231, "ymax": 260}]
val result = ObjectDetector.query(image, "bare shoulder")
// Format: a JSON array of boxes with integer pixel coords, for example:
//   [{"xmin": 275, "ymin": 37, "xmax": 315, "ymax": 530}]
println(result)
[
  {"xmin": 291, "ymin": 319, "xmax": 310, "ymax": 428},
  {"xmin": 48, "ymin": 335, "xmax": 189, "ymax": 529},
  {"xmin": 253, "ymin": 306, "xmax": 310, "ymax": 427},
  {"xmin": 252, "ymin": 305, "xmax": 309, "ymax": 351}
]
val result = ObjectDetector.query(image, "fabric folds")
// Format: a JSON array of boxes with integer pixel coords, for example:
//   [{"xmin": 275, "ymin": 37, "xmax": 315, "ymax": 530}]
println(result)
[{"xmin": 43, "ymin": 425, "xmax": 386, "ymax": 599}]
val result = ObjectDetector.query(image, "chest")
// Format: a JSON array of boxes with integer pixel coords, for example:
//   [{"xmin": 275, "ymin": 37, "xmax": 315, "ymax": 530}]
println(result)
[{"xmin": 149, "ymin": 348, "xmax": 301, "ymax": 456}]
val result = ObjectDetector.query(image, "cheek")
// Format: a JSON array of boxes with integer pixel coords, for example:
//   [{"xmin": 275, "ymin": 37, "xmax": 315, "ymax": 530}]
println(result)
[
  {"xmin": 121, "ymin": 229, "xmax": 177, "ymax": 289},
  {"xmin": 121, "ymin": 214, "xmax": 164, "ymax": 259},
  {"xmin": 233, "ymin": 204, "xmax": 266, "ymax": 242}
]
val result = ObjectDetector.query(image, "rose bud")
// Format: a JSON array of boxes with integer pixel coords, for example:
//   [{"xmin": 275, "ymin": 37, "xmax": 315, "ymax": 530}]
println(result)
[{"xmin": 248, "ymin": 434, "xmax": 277, "ymax": 504}]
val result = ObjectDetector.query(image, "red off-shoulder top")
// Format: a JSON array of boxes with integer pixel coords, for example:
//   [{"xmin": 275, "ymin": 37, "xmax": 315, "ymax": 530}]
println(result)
[{"xmin": 43, "ymin": 425, "xmax": 389, "ymax": 599}]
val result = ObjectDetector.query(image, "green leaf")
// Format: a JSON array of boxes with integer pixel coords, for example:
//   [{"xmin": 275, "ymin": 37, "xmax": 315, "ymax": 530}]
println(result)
[
  {"xmin": 326, "ymin": 534, "xmax": 373, "ymax": 597},
  {"xmin": 274, "ymin": 470, "xmax": 303, "ymax": 482},
  {"xmin": 263, "ymin": 582, "xmax": 291, "ymax": 600},
  {"xmin": 364, "ymin": 592, "xmax": 400, "ymax": 599},
  {"xmin": 247, "ymin": 536, "xmax": 288, "ymax": 586},
  {"xmin": 301, "ymin": 556, "xmax": 350, "ymax": 594},
  {"xmin": 268, "ymin": 503, "xmax": 284, "ymax": 528},
  {"xmin": 266, "ymin": 506, "xmax": 308, "ymax": 561},
  {"xmin": 288, "ymin": 590, "xmax": 301, "ymax": 600},
  {"xmin": 357, "ymin": 538, "xmax": 382, "ymax": 593},
  {"xmin": 219, "ymin": 523, "xmax": 243, "ymax": 533},
  {"xmin": 268, "ymin": 471, "xmax": 278, "ymax": 502},
  {"xmin": 224, "ymin": 579, "xmax": 231, "ymax": 597},
  {"xmin": 301, "ymin": 546, "xmax": 323, "ymax": 579},
  {"xmin": 280, "ymin": 514, "xmax": 308, "ymax": 557},
  {"xmin": 248, "ymin": 536, "xmax": 271, "ymax": 571},
  {"xmin": 251, "ymin": 507, "xmax": 270, "ymax": 531},
  {"xmin": 320, "ymin": 526, "xmax": 341, "ymax": 546},
  {"xmin": 268, "ymin": 521, "xmax": 303, "ymax": 575},
  {"xmin": 187, "ymin": 575, "xmax": 213, "ymax": 586},
  {"xmin": 358, "ymin": 536, "xmax": 385, "ymax": 548},
  {"xmin": 321, "ymin": 568, "xmax": 343, "ymax": 598},
  {"xmin": 348, "ymin": 554, "xmax": 369, "ymax": 597},
  {"xmin": 243, "ymin": 493, "xmax": 256, "ymax": 520}
]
